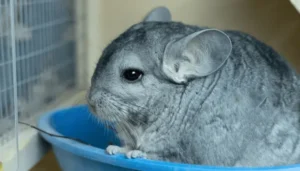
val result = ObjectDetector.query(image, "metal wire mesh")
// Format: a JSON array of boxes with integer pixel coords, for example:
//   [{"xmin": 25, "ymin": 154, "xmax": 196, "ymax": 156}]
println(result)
[{"xmin": 0, "ymin": 0, "xmax": 76, "ymax": 144}]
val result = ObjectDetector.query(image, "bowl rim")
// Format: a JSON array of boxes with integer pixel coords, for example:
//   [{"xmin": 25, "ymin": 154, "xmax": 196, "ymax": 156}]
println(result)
[{"xmin": 37, "ymin": 104, "xmax": 300, "ymax": 171}]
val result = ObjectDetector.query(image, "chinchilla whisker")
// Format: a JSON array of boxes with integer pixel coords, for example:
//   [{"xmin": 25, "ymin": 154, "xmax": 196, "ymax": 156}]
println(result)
[{"xmin": 18, "ymin": 121, "xmax": 91, "ymax": 146}]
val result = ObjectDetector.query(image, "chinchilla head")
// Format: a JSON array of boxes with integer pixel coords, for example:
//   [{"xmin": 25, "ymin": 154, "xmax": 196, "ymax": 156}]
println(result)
[{"xmin": 87, "ymin": 22, "xmax": 232, "ymax": 127}]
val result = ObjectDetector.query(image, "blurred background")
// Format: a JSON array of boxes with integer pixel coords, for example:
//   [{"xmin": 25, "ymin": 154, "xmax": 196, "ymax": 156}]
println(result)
[{"xmin": 0, "ymin": 0, "xmax": 299, "ymax": 170}]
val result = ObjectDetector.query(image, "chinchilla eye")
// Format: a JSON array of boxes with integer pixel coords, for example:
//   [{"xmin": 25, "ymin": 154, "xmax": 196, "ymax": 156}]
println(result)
[{"xmin": 122, "ymin": 69, "xmax": 144, "ymax": 82}]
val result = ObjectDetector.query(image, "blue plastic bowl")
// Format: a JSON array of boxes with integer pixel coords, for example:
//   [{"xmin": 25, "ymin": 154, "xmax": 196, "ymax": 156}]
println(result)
[{"xmin": 38, "ymin": 105, "xmax": 300, "ymax": 171}]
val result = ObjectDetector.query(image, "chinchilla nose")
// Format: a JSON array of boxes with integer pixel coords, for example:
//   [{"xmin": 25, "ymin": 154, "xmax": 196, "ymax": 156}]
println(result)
[
  {"xmin": 87, "ymin": 84, "xmax": 108, "ymax": 107},
  {"xmin": 87, "ymin": 85, "xmax": 98, "ymax": 101},
  {"xmin": 87, "ymin": 89, "xmax": 94, "ymax": 102},
  {"xmin": 87, "ymin": 84, "xmax": 104, "ymax": 102},
  {"xmin": 87, "ymin": 87, "xmax": 97, "ymax": 108}
]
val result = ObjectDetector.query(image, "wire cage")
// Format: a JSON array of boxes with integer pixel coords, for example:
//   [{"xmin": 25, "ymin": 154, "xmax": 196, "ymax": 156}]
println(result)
[{"xmin": 0, "ymin": 0, "xmax": 77, "ymax": 146}]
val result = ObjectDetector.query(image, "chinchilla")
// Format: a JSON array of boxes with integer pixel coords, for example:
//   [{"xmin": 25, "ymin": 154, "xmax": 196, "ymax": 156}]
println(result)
[{"xmin": 87, "ymin": 20, "xmax": 300, "ymax": 167}]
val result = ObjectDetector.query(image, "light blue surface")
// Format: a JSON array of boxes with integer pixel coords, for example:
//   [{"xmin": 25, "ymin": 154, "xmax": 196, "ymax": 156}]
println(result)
[{"xmin": 38, "ymin": 105, "xmax": 300, "ymax": 171}]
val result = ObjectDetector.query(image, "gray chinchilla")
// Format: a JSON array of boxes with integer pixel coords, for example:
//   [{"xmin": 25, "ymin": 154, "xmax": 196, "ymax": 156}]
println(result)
[{"xmin": 87, "ymin": 21, "xmax": 300, "ymax": 167}]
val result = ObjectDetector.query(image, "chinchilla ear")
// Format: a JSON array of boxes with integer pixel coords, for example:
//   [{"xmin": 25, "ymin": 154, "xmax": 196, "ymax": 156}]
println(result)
[
  {"xmin": 143, "ymin": 6, "xmax": 172, "ymax": 22},
  {"xmin": 162, "ymin": 29, "xmax": 232, "ymax": 84}
]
